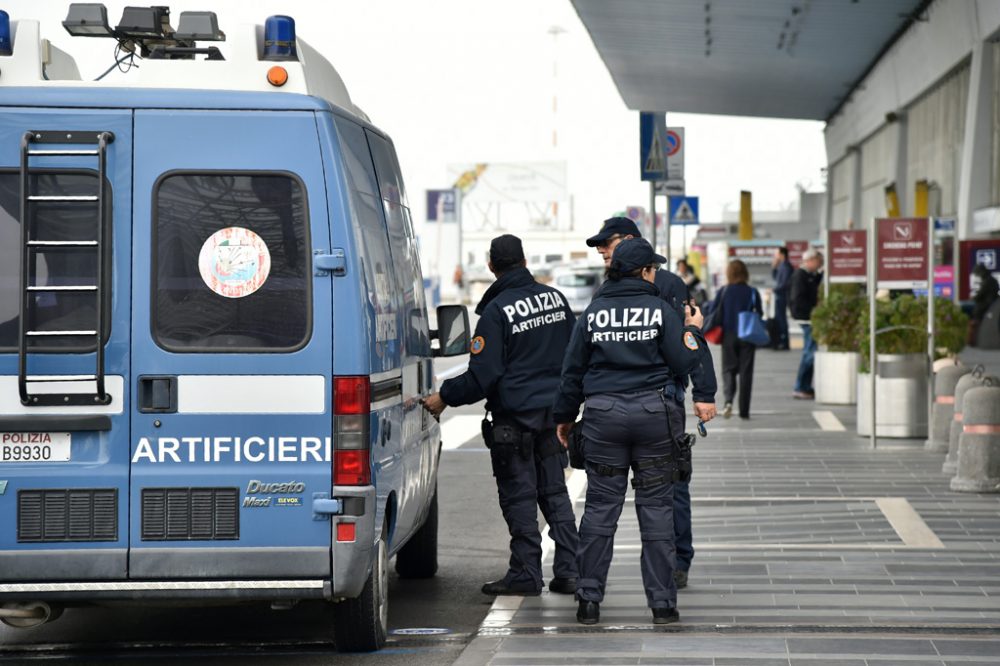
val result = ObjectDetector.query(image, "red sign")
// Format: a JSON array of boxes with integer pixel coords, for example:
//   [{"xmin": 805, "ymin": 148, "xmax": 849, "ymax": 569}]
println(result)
[
  {"xmin": 786, "ymin": 241, "xmax": 809, "ymax": 268},
  {"xmin": 877, "ymin": 218, "xmax": 930, "ymax": 288},
  {"xmin": 828, "ymin": 230, "xmax": 867, "ymax": 283}
]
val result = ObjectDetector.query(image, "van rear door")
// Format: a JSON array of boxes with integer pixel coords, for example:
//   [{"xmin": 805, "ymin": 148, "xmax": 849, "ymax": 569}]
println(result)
[
  {"xmin": 129, "ymin": 109, "xmax": 333, "ymax": 579},
  {"xmin": 0, "ymin": 109, "xmax": 133, "ymax": 581}
]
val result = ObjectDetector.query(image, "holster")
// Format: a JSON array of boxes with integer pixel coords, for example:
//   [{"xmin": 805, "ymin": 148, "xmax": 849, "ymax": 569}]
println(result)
[
  {"xmin": 658, "ymin": 389, "xmax": 683, "ymax": 482},
  {"xmin": 484, "ymin": 420, "xmax": 534, "ymax": 461},
  {"xmin": 674, "ymin": 432, "xmax": 695, "ymax": 483},
  {"xmin": 481, "ymin": 418, "xmax": 494, "ymax": 450}
]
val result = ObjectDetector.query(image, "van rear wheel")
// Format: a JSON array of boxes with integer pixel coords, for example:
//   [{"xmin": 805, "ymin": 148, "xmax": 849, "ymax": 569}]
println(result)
[
  {"xmin": 332, "ymin": 533, "xmax": 388, "ymax": 652},
  {"xmin": 394, "ymin": 487, "xmax": 438, "ymax": 579}
]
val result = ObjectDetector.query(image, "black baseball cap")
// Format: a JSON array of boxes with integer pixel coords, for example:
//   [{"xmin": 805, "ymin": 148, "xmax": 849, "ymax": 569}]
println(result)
[
  {"xmin": 488, "ymin": 234, "xmax": 525, "ymax": 271},
  {"xmin": 610, "ymin": 238, "xmax": 666, "ymax": 273},
  {"xmin": 586, "ymin": 216, "xmax": 642, "ymax": 247}
]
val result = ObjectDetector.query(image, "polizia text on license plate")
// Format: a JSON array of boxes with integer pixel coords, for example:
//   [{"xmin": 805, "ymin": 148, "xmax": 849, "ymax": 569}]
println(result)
[{"xmin": 1, "ymin": 433, "xmax": 72, "ymax": 462}]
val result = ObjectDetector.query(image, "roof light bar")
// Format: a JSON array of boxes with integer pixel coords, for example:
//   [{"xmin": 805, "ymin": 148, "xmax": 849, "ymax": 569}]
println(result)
[
  {"xmin": 62, "ymin": 3, "xmax": 114, "ymax": 38},
  {"xmin": 175, "ymin": 11, "xmax": 224, "ymax": 41},
  {"xmin": 115, "ymin": 5, "xmax": 171, "ymax": 39}
]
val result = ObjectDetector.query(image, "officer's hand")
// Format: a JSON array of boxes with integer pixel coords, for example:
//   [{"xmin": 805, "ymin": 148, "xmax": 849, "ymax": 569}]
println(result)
[
  {"xmin": 422, "ymin": 393, "xmax": 446, "ymax": 418},
  {"xmin": 685, "ymin": 303, "xmax": 704, "ymax": 329},
  {"xmin": 693, "ymin": 402, "xmax": 716, "ymax": 422},
  {"xmin": 556, "ymin": 422, "xmax": 574, "ymax": 448}
]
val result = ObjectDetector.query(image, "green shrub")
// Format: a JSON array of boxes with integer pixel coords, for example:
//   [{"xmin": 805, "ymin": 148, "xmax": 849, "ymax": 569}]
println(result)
[
  {"xmin": 811, "ymin": 284, "xmax": 864, "ymax": 352},
  {"xmin": 858, "ymin": 294, "xmax": 968, "ymax": 371}
]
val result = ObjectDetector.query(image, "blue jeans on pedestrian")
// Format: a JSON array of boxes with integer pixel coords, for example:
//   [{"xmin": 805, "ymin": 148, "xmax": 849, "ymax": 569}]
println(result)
[{"xmin": 795, "ymin": 323, "xmax": 816, "ymax": 393}]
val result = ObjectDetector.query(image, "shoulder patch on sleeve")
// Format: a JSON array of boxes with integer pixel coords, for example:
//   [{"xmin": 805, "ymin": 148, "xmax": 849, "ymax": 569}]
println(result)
[
  {"xmin": 470, "ymin": 336, "xmax": 486, "ymax": 355},
  {"xmin": 683, "ymin": 331, "xmax": 699, "ymax": 351}
]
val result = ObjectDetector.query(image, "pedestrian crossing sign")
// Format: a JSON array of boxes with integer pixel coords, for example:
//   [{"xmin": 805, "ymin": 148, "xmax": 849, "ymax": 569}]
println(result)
[
  {"xmin": 639, "ymin": 112, "xmax": 668, "ymax": 181},
  {"xmin": 668, "ymin": 196, "xmax": 699, "ymax": 226}
]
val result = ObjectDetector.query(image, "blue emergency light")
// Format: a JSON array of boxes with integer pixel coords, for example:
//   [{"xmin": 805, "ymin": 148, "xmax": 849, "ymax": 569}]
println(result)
[
  {"xmin": 0, "ymin": 10, "xmax": 12, "ymax": 56},
  {"xmin": 262, "ymin": 15, "xmax": 296, "ymax": 61}
]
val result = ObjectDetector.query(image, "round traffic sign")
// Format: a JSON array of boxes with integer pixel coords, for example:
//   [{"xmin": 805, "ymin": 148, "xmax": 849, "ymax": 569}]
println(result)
[{"xmin": 666, "ymin": 130, "xmax": 681, "ymax": 156}]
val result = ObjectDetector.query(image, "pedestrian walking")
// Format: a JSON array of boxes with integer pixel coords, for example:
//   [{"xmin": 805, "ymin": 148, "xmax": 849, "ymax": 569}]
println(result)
[
  {"xmin": 585, "ymin": 217, "xmax": 717, "ymax": 591},
  {"xmin": 771, "ymin": 247, "xmax": 793, "ymax": 350},
  {"xmin": 423, "ymin": 234, "xmax": 580, "ymax": 596},
  {"xmin": 554, "ymin": 238, "xmax": 710, "ymax": 626},
  {"xmin": 706, "ymin": 259, "xmax": 762, "ymax": 419},
  {"xmin": 790, "ymin": 249, "xmax": 824, "ymax": 399},
  {"xmin": 676, "ymin": 258, "xmax": 707, "ymax": 306}
]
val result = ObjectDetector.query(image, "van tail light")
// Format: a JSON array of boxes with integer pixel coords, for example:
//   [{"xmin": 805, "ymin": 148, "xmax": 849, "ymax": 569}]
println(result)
[
  {"xmin": 334, "ymin": 376, "xmax": 369, "ymax": 415},
  {"xmin": 334, "ymin": 449, "xmax": 370, "ymax": 486},
  {"xmin": 333, "ymin": 376, "xmax": 371, "ymax": 485}
]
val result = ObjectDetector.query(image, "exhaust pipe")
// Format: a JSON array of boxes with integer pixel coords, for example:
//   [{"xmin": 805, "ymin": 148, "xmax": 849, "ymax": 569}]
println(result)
[{"xmin": 0, "ymin": 602, "xmax": 61, "ymax": 628}]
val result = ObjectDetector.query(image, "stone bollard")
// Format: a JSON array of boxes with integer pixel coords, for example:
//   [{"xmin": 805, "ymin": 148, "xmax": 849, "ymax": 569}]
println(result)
[
  {"xmin": 943, "ymin": 367, "xmax": 992, "ymax": 475},
  {"xmin": 951, "ymin": 380, "xmax": 1000, "ymax": 493},
  {"xmin": 925, "ymin": 362, "xmax": 970, "ymax": 453}
]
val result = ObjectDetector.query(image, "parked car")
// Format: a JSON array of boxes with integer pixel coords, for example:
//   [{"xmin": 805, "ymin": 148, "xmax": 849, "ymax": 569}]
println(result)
[{"xmin": 552, "ymin": 265, "xmax": 603, "ymax": 314}]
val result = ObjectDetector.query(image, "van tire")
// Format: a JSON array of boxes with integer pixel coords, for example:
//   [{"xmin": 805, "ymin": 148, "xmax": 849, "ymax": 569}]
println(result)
[
  {"xmin": 332, "ymin": 532, "xmax": 388, "ymax": 652},
  {"xmin": 394, "ymin": 487, "xmax": 438, "ymax": 579}
]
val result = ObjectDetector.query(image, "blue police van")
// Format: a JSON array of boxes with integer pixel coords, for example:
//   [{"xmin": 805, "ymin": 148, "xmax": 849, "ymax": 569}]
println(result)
[{"xmin": 0, "ymin": 5, "xmax": 469, "ymax": 651}]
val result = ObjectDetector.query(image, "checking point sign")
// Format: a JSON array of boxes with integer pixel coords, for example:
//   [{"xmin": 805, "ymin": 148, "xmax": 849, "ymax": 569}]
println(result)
[
  {"xmin": 828, "ymin": 231, "xmax": 866, "ymax": 283},
  {"xmin": 876, "ymin": 218, "xmax": 930, "ymax": 289}
]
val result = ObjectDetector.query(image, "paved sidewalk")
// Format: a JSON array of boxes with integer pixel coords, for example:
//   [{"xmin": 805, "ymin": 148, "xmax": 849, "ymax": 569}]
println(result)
[{"xmin": 455, "ymin": 348, "xmax": 1000, "ymax": 666}]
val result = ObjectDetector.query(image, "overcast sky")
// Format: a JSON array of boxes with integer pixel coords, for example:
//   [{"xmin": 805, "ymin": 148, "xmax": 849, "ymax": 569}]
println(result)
[{"xmin": 7, "ymin": 0, "xmax": 827, "ymax": 236}]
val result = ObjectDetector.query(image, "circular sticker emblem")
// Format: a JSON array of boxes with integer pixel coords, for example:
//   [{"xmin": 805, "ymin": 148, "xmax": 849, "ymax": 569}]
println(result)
[
  {"xmin": 470, "ymin": 336, "xmax": 486, "ymax": 355},
  {"xmin": 683, "ymin": 331, "xmax": 699, "ymax": 350},
  {"xmin": 198, "ymin": 227, "xmax": 271, "ymax": 299}
]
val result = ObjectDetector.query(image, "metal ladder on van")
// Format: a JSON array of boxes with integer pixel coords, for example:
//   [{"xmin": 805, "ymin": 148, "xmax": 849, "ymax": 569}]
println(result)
[{"xmin": 18, "ymin": 130, "xmax": 115, "ymax": 406}]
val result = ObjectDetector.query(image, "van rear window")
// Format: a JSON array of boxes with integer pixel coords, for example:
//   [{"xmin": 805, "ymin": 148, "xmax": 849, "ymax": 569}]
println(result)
[
  {"xmin": 0, "ymin": 171, "xmax": 111, "ymax": 352},
  {"xmin": 152, "ymin": 173, "xmax": 311, "ymax": 352}
]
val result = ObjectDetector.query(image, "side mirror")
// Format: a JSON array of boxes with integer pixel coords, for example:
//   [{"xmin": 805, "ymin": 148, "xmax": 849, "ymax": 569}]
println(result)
[{"xmin": 432, "ymin": 305, "xmax": 470, "ymax": 357}]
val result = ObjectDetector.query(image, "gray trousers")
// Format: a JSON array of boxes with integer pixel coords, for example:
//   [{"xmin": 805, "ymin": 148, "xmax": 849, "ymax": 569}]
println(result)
[{"xmin": 577, "ymin": 390, "xmax": 677, "ymax": 609}]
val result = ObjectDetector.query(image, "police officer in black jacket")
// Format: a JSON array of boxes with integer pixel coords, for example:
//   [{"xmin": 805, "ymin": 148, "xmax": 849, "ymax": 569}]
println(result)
[
  {"xmin": 586, "ymin": 217, "xmax": 717, "ymax": 591},
  {"xmin": 554, "ymin": 238, "xmax": 709, "ymax": 625},
  {"xmin": 423, "ymin": 235, "xmax": 580, "ymax": 596}
]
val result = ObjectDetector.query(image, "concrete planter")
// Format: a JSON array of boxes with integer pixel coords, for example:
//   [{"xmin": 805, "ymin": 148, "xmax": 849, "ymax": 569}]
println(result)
[
  {"xmin": 815, "ymin": 350, "xmax": 859, "ymax": 405},
  {"xmin": 856, "ymin": 354, "xmax": 928, "ymax": 438}
]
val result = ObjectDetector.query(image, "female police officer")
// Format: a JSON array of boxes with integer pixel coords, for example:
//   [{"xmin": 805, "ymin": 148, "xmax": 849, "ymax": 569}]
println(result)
[{"xmin": 554, "ymin": 238, "xmax": 707, "ymax": 626}]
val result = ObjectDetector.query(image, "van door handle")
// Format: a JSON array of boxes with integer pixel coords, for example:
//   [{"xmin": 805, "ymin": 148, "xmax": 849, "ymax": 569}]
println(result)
[
  {"xmin": 314, "ymin": 248, "xmax": 346, "ymax": 277},
  {"xmin": 138, "ymin": 376, "xmax": 177, "ymax": 413}
]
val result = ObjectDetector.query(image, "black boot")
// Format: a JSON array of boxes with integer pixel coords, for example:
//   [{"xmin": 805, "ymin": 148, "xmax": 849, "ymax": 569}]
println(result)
[
  {"xmin": 576, "ymin": 600, "xmax": 600, "ymax": 625},
  {"xmin": 652, "ymin": 607, "xmax": 680, "ymax": 624},
  {"xmin": 548, "ymin": 577, "xmax": 577, "ymax": 594},
  {"xmin": 481, "ymin": 579, "xmax": 541, "ymax": 596}
]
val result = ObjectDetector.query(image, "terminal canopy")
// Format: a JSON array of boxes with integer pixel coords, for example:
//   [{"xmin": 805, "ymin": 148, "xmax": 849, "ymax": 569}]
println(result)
[{"xmin": 571, "ymin": 0, "xmax": 928, "ymax": 120}]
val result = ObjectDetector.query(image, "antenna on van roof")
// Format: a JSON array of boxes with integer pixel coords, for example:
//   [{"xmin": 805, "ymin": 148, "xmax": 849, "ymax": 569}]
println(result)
[{"xmin": 63, "ymin": 3, "xmax": 224, "ymax": 61}]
